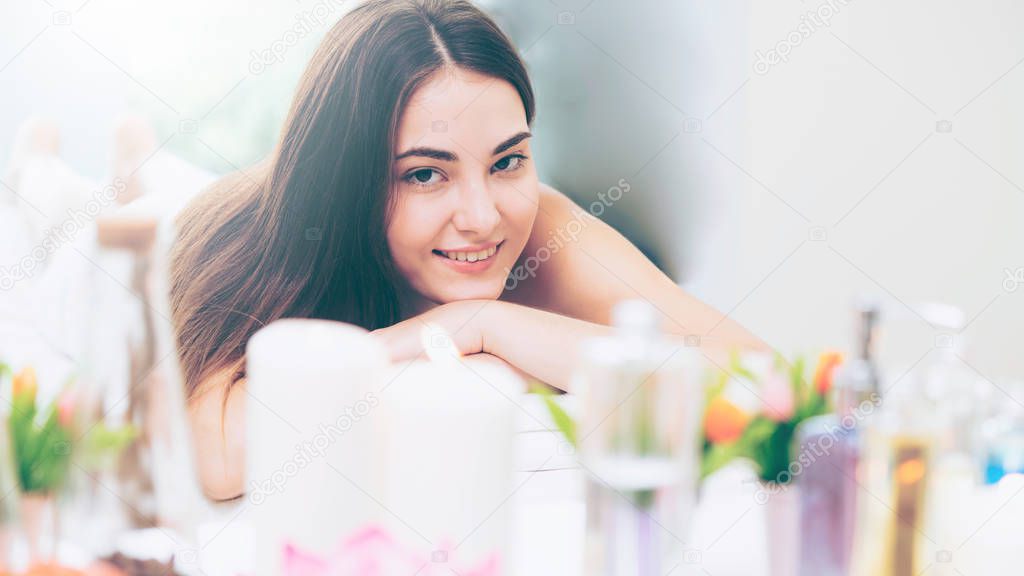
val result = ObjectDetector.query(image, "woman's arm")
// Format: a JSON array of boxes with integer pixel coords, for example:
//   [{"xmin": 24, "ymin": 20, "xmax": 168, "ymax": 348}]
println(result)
[
  {"xmin": 372, "ymin": 300, "xmax": 612, "ymax": 390},
  {"xmin": 188, "ymin": 367, "xmax": 247, "ymax": 501},
  {"xmin": 478, "ymin": 302, "xmax": 615, "ymax": 389}
]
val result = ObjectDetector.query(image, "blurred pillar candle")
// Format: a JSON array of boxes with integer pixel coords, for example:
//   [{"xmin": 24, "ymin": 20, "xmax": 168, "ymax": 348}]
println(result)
[
  {"xmin": 377, "ymin": 355, "xmax": 523, "ymax": 571},
  {"xmin": 246, "ymin": 320, "xmax": 390, "ymax": 576}
]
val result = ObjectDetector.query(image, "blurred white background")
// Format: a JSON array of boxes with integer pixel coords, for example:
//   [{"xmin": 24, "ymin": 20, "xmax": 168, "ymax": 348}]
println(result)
[
  {"xmin": 0, "ymin": 0, "xmax": 322, "ymax": 177},
  {"xmin": 1, "ymin": 0, "xmax": 1023, "ymax": 385}
]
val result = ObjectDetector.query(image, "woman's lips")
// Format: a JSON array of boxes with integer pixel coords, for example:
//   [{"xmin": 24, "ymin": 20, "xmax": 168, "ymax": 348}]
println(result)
[{"xmin": 432, "ymin": 241, "xmax": 503, "ymax": 273}]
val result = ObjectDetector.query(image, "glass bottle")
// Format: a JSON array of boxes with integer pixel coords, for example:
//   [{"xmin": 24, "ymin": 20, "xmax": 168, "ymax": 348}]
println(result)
[
  {"xmin": 850, "ymin": 387, "xmax": 941, "ymax": 576},
  {"xmin": 796, "ymin": 299, "xmax": 881, "ymax": 576},
  {"xmin": 577, "ymin": 300, "xmax": 703, "ymax": 576},
  {"xmin": 61, "ymin": 214, "xmax": 208, "ymax": 571}
]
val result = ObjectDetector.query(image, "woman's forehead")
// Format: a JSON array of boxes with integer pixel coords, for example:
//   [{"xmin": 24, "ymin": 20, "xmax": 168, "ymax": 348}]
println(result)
[{"xmin": 395, "ymin": 68, "xmax": 528, "ymax": 158}]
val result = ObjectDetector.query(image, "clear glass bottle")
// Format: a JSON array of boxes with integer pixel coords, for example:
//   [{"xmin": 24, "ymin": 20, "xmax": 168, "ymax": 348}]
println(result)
[
  {"xmin": 60, "ymin": 216, "xmax": 207, "ymax": 570},
  {"xmin": 577, "ymin": 300, "xmax": 703, "ymax": 576}
]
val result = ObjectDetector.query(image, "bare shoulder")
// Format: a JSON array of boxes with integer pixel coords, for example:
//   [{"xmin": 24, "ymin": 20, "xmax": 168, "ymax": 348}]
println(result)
[
  {"xmin": 537, "ymin": 183, "xmax": 585, "ymax": 216},
  {"xmin": 504, "ymin": 183, "xmax": 659, "ymax": 324},
  {"xmin": 512, "ymin": 185, "xmax": 767, "ymax": 351},
  {"xmin": 533, "ymin": 184, "xmax": 606, "ymax": 239}
]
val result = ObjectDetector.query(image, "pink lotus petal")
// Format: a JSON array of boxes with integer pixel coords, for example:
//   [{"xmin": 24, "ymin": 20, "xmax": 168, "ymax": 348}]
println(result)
[
  {"xmin": 761, "ymin": 371, "xmax": 795, "ymax": 422},
  {"xmin": 282, "ymin": 542, "xmax": 331, "ymax": 576},
  {"xmin": 282, "ymin": 526, "xmax": 504, "ymax": 576},
  {"xmin": 57, "ymin": 389, "xmax": 77, "ymax": 428}
]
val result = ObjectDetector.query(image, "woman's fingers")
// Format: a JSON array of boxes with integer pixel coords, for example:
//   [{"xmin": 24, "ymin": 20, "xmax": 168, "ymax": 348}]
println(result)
[{"xmin": 371, "ymin": 302, "xmax": 488, "ymax": 362}]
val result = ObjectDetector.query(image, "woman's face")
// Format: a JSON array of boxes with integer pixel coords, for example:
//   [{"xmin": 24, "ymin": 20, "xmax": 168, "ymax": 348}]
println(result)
[{"xmin": 387, "ymin": 68, "xmax": 539, "ymax": 307}]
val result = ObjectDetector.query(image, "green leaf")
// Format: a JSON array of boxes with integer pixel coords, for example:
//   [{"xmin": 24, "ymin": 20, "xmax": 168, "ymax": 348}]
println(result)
[
  {"xmin": 6, "ymin": 385, "xmax": 73, "ymax": 494},
  {"xmin": 743, "ymin": 416, "xmax": 779, "ymax": 445},
  {"xmin": 754, "ymin": 421, "xmax": 797, "ymax": 483},
  {"xmin": 701, "ymin": 440, "xmax": 746, "ymax": 479},
  {"xmin": 541, "ymin": 393, "xmax": 577, "ymax": 448},
  {"xmin": 79, "ymin": 422, "xmax": 137, "ymax": 470},
  {"xmin": 790, "ymin": 355, "xmax": 807, "ymax": 405},
  {"xmin": 729, "ymin": 350, "xmax": 756, "ymax": 381}
]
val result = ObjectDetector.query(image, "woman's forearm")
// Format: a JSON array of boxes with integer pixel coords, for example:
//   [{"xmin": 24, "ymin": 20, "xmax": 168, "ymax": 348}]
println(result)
[
  {"xmin": 374, "ymin": 298, "xmax": 758, "ymax": 392},
  {"xmin": 478, "ymin": 301, "xmax": 614, "ymax": 391}
]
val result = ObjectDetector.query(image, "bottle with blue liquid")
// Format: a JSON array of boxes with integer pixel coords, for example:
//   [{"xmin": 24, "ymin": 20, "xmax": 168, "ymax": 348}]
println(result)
[{"xmin": 981, "ymin": 387, "xmax": 1024, "ymax": 484}]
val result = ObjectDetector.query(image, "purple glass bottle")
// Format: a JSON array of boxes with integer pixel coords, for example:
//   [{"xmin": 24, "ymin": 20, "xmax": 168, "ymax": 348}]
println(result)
[{"xmin": 796, "ymin": 301, "xmax": 881, "ymax": 576}]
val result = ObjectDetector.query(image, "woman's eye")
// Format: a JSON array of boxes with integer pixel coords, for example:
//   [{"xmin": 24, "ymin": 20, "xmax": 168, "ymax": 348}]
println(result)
[
  {"xmin": 492, "ymin": 154, "xmax": 527, "ymax": 174},
  {"xmin": 404, "ymin": 168, "xmax": 443, "ymax": 186}
]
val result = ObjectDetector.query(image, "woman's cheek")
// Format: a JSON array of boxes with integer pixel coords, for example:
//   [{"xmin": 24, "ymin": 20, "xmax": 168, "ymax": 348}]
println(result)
[
  {"xmin": 391, "ymin": 196, "xmax": 442, "ymax": 262},
  {"xmin": 505, "ymin": 184, "xmax": 540, "ymax": 238},
  {"xmin": 385, "ymin": 195, "xmax": 419, "ymax": 267}
]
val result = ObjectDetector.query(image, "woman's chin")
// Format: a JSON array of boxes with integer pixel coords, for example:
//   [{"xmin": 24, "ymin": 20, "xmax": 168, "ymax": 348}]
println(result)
[{"xmin": 433, "ymin": 282, "xmax": 505, "ymax": 304}]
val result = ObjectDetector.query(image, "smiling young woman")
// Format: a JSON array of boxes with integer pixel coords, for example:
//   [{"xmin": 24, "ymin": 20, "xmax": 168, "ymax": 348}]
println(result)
[{"xmin": 171, "ymin": 0, "xmax": 765, "ymax": 500}]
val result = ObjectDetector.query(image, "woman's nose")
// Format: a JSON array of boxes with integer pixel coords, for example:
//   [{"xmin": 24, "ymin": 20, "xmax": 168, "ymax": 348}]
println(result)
[{"xmin": 451, "ymin": 183, "xmax": 501, "ymax": 236}]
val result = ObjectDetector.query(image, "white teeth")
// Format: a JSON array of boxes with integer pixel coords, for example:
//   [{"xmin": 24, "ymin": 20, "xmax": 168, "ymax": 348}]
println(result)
[{"xmin": 439, "ymin": 244, "xmax": 500, "ymax": 262}]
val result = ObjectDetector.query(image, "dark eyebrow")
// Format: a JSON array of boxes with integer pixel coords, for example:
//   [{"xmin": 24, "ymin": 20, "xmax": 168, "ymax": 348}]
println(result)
[
  {"xmin": 394, "ymin": 131, "xmax": 532, "ymax": 162},
  {"xmin": 493, "ymin": 131, "xmax": 532, "ymax": 155},
  {"xmin": 394, "ymin": 147, "xmax": 458, "ymax": 162}
]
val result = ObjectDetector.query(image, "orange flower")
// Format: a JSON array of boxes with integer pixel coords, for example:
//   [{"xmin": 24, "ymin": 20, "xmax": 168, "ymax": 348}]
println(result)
[
  {"xmin": 12, "ymin": 366, "xmax": 38, "ymax": 401},
  {"xmin": 24, "ymin": 562, "xmax": 86, "ymax": 575},
  {"xmin": 704, "ymin": 396, "xmax": 750, "ymax": 444},
  {"xmin": 813, "ymin": 352, "xmax": 843, "ymax": 395}
]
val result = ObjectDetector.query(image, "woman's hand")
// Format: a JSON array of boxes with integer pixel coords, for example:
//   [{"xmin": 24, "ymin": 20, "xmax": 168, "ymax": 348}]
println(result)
[
  {"xmin": 370, "ymin": 299, "xmax": 498, "ymax": 362},
  {"xmin": 373, "ymin": 299, "xmax": 615, "ymax": 392}
]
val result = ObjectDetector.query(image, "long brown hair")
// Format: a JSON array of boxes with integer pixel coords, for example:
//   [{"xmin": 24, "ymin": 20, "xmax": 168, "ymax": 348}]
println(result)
[{"xmin": 171, "ymin": 0, "xmax": 535, "ymax": 399}]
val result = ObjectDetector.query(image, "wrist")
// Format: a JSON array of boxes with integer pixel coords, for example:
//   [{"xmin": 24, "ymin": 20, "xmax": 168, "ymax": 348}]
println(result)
[
  {"xmin": 440, "ymin": 299, "xmax": 500, "ymax": 356},
  {"xmin": 473, "ymin": 299, "xmax": 511, "ymax": 356}
]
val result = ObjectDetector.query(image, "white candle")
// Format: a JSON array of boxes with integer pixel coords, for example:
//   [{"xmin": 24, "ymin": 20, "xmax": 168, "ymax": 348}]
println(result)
[
  {"xmin": 246, "ymin": 320, "xmax": 524, "ymax": 573},
  {"xmin": 245, "ymin": 319, "xmax": 389, "ymax": 576},
  {"xmin": 377, "ymin": 356, "xmax": 523, "ymax": 568}
]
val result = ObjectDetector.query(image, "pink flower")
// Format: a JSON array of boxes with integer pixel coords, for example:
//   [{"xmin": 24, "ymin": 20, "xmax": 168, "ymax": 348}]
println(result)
[
  {"xmin": 283, "ymin": 544, "xmax": 330, "ymax": 576},
  {"xmin": 57, "ymin": 389, "xmax": 77, "ymax": 428},
  {"xmin": 761, "ymin": 371, "xmax": 794, "ymax": 422},
  {"xmin": 282, "ymin": 525, "xmax": 500, "ymax": 576}
]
